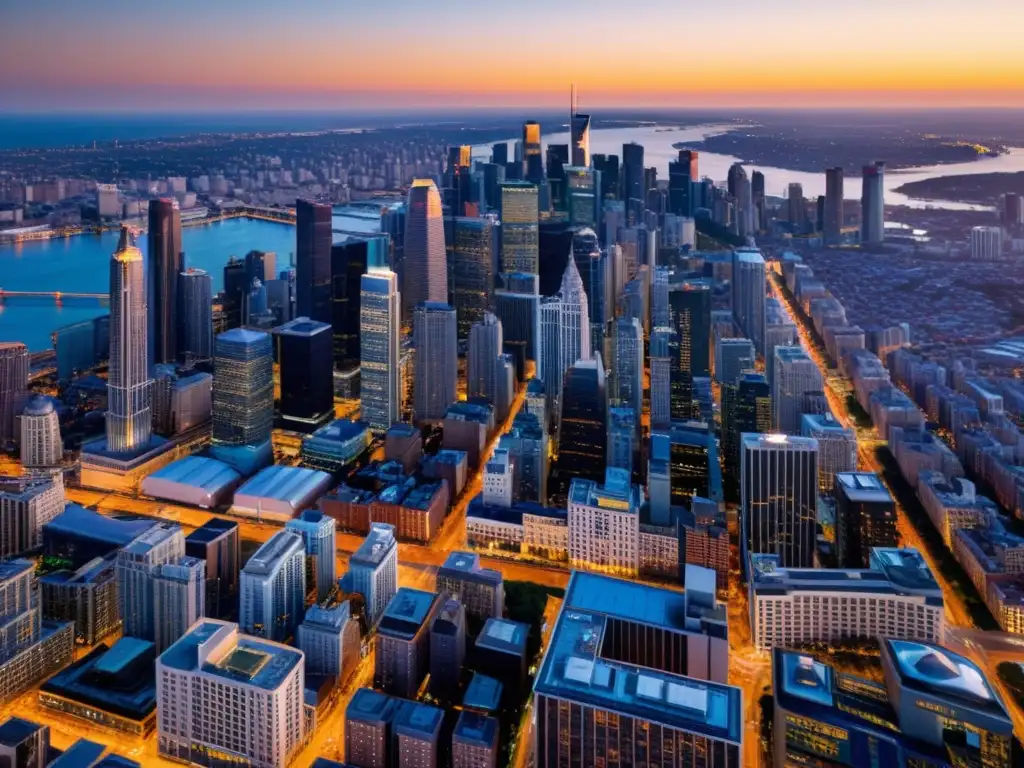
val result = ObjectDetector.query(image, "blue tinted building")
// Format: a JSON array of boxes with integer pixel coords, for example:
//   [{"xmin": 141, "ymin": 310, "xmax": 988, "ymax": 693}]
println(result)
[{"xmin": 211, "ymin": 328, "xmax": 273, "ymax": 475}]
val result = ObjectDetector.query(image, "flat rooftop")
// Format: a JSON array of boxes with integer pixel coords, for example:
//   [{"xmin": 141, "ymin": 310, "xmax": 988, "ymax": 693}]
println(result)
[
  {"xmin": 379, "ymin": 588, "xmax": 437, "ymax": 639},
  {"xmin": 41, "ymin": 638, "xmax": 157, "ymax": 720},
  {"xmin": 439, "ymin": 552, "xmax": 502, "ymax": 586},
  {"xmin": 564, "ymin": 571, "xmax": 694, "ymax": 632},
  {"xmin": 0, "ymin": 717, "xmax": 42, "ymax": 747},
  {"xmin": 350, "ymin": 524, "xmax": 397, "ymax": 566},
  {"xmin": 453, "ymin": 711, "xmax": 498, "ymax": 749},
  {"xmin": 476, "ymin": 618, "xmax": 529, "ymax": 656},
  {"xmin": 274, "ymin": 318, "xmax": 331, "ymax": 337},
  {"xmin": 463, "ymin": 672, "xmax": 503, "ymax": 712},
  {"xmin": 835, "ymin": 472, "xmax": 892, "ymax": 504},
  {"xmin": 186, "ymin": 517, "xmax": 238, "ymax": 544}
]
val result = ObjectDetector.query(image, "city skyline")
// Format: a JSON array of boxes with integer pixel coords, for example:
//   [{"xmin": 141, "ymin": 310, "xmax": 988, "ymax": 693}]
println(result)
[{"xmin": 2, "ymin": 1, "xmax": 1023, "ymax": 111}]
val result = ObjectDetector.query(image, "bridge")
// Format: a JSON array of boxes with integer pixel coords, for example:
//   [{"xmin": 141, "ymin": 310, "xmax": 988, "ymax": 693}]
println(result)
[{"xmin": 0, "ymin": 289, "xmax": 108, "ymax": 301}]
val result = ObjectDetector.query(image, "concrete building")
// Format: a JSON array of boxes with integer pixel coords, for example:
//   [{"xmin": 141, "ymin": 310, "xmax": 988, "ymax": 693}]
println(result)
[
  {"xmin": 917, "ymin": 471, "xmax": 995, "ymax": 547},
  {"xmin": 834, "ymin": 471, "xmax": 897, "ymax": 568},
  {"xmin": 568, "ymin": 469, "xmax": 642, "ymax": 578},
  {"xmin": 360, "ymin": 268, "xmax": 401, "ymax": 432},
  {"xmin": 436, "ymin": 552, "xmax": 504, "ymax": 621},
  {"xmin": 375, "ymin": 588, "xmax": 441, "ymax": 698},
  {"xmin": 452, "ymin": 711, "xmax": 499, "ymax": 768},
  {"xmin": 970, "ymin": 225, "xmax": 1003, "ymax": 261},
  {"xmin": 39, "ymin": 556, "xmax": 119, "ymax": 646},
  {"xmin": 413, "ymin": 302, "xmax": 457, "ymax": 424},
  {"xmin": 20, "ymin": 396, "xmax": 62, "ymax": 469},
  {"xmin": 749, "ymin": 548, "xmax": 944, "ymax": 651},
  {"xmin": 481, "ymin": 448, "xmax": 513, "ymax": 508},
  {"xmin": 347, "ymin": 523, "xmax": 398, "ymax": 627},
  {"xmin": 732, "ymin": 248, "xmax": 766, "ymax": 354},
  {"xmin": 345, "ymin": 688, "xmax": 443, "ymax": 768},
  {"xmin": 296, "ymin": 603, "xmax": 360, "ymax": 681},
  {"xmin": 152, "ymin": 558, "xmax": 205, "ymax": 655},
  {"xmin": 428, "ymin": 598, "xmax": 466, "ymax": 700},
  {"xmin": 0, "ymin": 475, "xmax": 65, "ymax": 559},
  {"xmin": 184, "ymin": 518, "xmax": 240, "ymax": 621},
  {"xmin": 239, "ymin": 530, "xmax": 306, "ymax": 643},
  {"xmin": 801, "ymin": 412, "xmax": 857, "ymax": 492},
  {"xmin": 286, "ymin": 509, "xmax": 337, "ymax": 602},
  {"xmin": 772, "ymin": 346, "xmax": 823, "ymax": 434},
  {"xmin": 156, "ymin": 620, "xmax": 307, "ymax": 768}
]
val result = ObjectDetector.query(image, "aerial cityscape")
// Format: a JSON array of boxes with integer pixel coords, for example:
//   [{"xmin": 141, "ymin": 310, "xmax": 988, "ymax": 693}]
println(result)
[{"xmin": 1, "ymin": 3, "xmax": 1024, "ymax": 767}]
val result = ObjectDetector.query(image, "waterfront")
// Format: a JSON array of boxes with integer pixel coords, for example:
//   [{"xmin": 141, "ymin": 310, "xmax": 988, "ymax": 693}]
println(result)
[
  {"xmin": 0, "ymin": 218, "xmax": 296, "ymax": 351},
  {"xmin": 477, "ymin": 123, "xmax": 1024, "ymax": 211}
]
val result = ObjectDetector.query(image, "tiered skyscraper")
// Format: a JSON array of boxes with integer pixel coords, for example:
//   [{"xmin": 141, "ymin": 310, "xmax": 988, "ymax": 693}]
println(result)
[
  {"xmin": 360, "ymin": 267, "xmax": 401, "ymax": 432},
  {"xmin": 295, "ymin": 199, "xmax": 333, "ymax": 324},
  {"xmin": 404, "ymin": 180, "xmax": 448, "ymax": 313},
  {"xmin": 147, "ymin": 198, "xmax": 183, "ymax": 365},
  {"xmin": 540, "ymin": 257, "xmax": 590, "ymax": 404},
  {"xmin": 106, "ymin": 227, "xmax": 153, "ymax": 454}
]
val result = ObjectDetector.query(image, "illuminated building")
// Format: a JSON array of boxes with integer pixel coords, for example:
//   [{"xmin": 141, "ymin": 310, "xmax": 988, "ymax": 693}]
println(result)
[
  {"xmin": 568, "ymin": 469, "xmax": 641, "ymax": 577},
  {"xmin": 360, "ymin": 268, "xmax": 401, "ymax": 432},
  {"xmin": 607, "ymin": 407, "xmax": 636, "ymax": 479},
  {"xmin": 802, "ymin": 414, "xmax": 858, "ymax": 494},
  {"xmin": 106, "ymin": 228, "xmax": 152, "ymax": 453},
  {"xmin": 540, "ymin": 258, "xmax": 590, "ymax": 404},
  {"xmin": 347, "ymin": 523, "xmax": 399, "ymax": 628},
  {"xmin": 295, "ymin": 199, "xmax": 333, "ymax": 325},
  {"xmin": 670, "ymin": 281, "xmax": 711, "ymax": 378},
  {"xmin": 649, "ymin": 327, "xmax": 674, "ymax": 431},
  {"xmin": 570, "ymin": 88, "xmax": 590, "ymax": 167},
  {"xmin": 732, "ymin": 248, "xmax": 766, "ymax": 355},
  {"xmin": 273, "ymin": 317, "xmax": 334, "ymax": 433},
  {"xmin": 741, "ymin": 433, "xmax": 818, "ymax": 569},
  {"xmin": 453, "ymin": 711, "xmax": 499, "ymax": 768},
  {"xmin": 413, "ymin": 302, "xmax": 457, "ymax": 423},
  {"xmin": 498, "ymin": 410, "xmax": 548, "ymax": 505},
  {"xmin": 772, "ymin": 640, "xmax": 1013, "ymax": 768},
  {"xmin": 522, "ymin": 121, "xmax": 543, "ymax": 184},
  {"xmin": 239, "ymin": 530, "xmax": 306, "ymax": 643},
  {"xmin": 297, "ymin": 602, "xmax": 360, "ymax": 681},
  {"xmin": 714, "ymin": 337, "xmax": 755, "ymax": 387},
  {"xmin": 157, "ymin": 620, "xmax": 308, "ymax": 767},
  {"xmin": 345, "ymin": 688, "xmax": 443, "ymax": 768},
  {"xmin": 834, "ymin": 471, "xmax": 896, "ymax": 567},
  {"xmin": 749, "ymin": 548, "xmax": 943, "ymax": 651},
  {"xmin": 533, "ymin": 570, "xmax": 739, "ymax": 767},
  {"xmin": 861, "ymin": 161, "xmax": 886, "ymax": 246},
  {"xmin": 552, "ymin": 356, "xmax": 606, "ymax": 505},
  {"xmin": 613, "ymin": 318, "xmax": 643, "ymax": 426},
  {"xmin": 621, "ymin": 142, "xmax": 645, "ymax": 221},
  {"xmin": 210, "ymin": 329, "xmax": 273, "ymax": 475},
  {"xmin": 147, "ymin": 199, "xmax": 183, "ymax": 365},
  {"xmin": 824, "ymin": 167, "xmax": 844, "ymax": 244},
  {"xmin": 0, "ymin": 474, "xmax": 64, "ymax": 558},
  {"xmin": 499, "ymin": 182, "xmax": 540, "ymax": 275},
  {"xmin": 285, "ymin": 509, "xmax": 337, "ymax": 602},
  {"xmin": 669, "ymin": 149, "xmax": 699, "ymax": 218},
  {"xmin": 565, "ymin": 166, "xmax": 597, "ymax": 227},
  {"xmin": 404, "ymin": 179, "xmax": 448, "ymax": 312},
  {"xmin": 375, "ymin": 588, "xmax": 441, "ymax": 698},
  {"xmin": 451, "ymin": 216, "xmax": 497, "ymax": 338},
  {"xmin": 570, "ymin": 228, "xmax": 605, "ymax": 354},
  {"xmin": 468, "ymin": 313, "xmax": 514, "ymax": 421},
  {"xmin": 772, "ymin": 346, "xmax": 823, "ymax": 434},
  {"xmin": 652, "ymin": 422, "xmax": 723, "ymax": 507}
]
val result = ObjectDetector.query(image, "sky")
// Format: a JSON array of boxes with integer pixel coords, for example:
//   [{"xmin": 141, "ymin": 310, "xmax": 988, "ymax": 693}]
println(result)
[{"xmin": 3, "ymin": 0, "xmax": 1023, "ymax": 111}]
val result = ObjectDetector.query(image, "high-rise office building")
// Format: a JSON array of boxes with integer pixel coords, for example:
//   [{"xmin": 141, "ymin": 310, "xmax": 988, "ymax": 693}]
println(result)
[
  {"xmin": 565, "ymin": 166, "xmax": 598, "ymax": 227},
  {"xmin": 222, "ymin": 256, "xmax": 248, "ymax": 330},
  {"xmin": 606, "ymin": 406, "xmax": 636, "ymax": 479},
  {"xmin": 720, "ymin": 374, "xmax": 770, "ymax": 481},
  {"xmin": 649, "ymin": 327, "xmax": 675, "ymax": 431},
  {"xmin": 0, "ymin": 342, "xmax": 28, "ymax": 446},
  {"xmin": 613, "ymin": 317, "xmax": 643, "ymax": 421},
  {"xmin": 970, "ymin": 225, "xmax": 1003, "ymax": 261},
  {"xmin": 0, "ymin": 475, "xmax": 64, "ymax": 559},
  {"xmin": 772, "ymin": 346, "xmax": 824, "ymax": 434},
  {"xmin": 468, "ymin": 313, "xmax": 514, "ymax": 421},
  {"xmin": 553, "ymin": 356, "xmax": 607, "ymax": 504},
  {"xmin": 621, "ymin": 142, "xmax": 645, "ymax": 219},
  {"xmin": 522, "ymin": 121, "xmax": 543, "ymax": 183},
  {"xmin": 360, "ymin": 268, "xmax": 401, "ymax": 432},
  {"xmin": 404, "ymin": 180, "xmax": 448, "ymax": 313},
  {"xmin": 211, "ymin": 329, "xmax": 273, "ymax": 474},
  {"xmin": 240, "ymin": 529, "xmax": 306, "ymax": 642},
  {"xmin": 177, "ymin": 268, "xmax": 213, "ymax": 363},
  {"xmin": 715, "ymin": 337, "xmax": 755, "ymax": 386},
  {"xmin": 451, "ymin": 216, "xmax": 497, "ymax": 338},
  {"xmin": 437, "ymin": 551, "xmax": 505, "ymax": 621},
  {"xmin": 801, "ymin": 412, "xmax": 857, "ymax": 492},
  {"xmin": 540, "ymin": 258, "xmax": 590, "ymax": 404},
  {"xmin": 348, "ymin": 523, "xmax": 399, "ymax": 627},
  {"xmin": 787, "ymin": 183, "xmax": 806, "ymax": 230},
  {"xmin": 20, "ymin": 395, "xmax": 61, "ymax": 469},
  {"xmin": 185, "ymin": 518, "xmax": 240, "ymax": 621},
  {"xmin": 375, "ymin": 588, "xmax": 441, "ymax": 698},
  {"xmin": 273, "ymin": 318, "xmax": 334, "ymax": 433},
  {"xmin": 330, "ymin": 238, "xmax": 372, "ymax": 373},
  {"xmin": 286, "ymin": 509, "xmax": 337, "ymax": 602},
  {"xmin": 834, "ymin": 472, "xmax": 897, "ymax": 568},
  {"xmin": 106, "ymin": 228, "xmax": 152, "ymax": 454},
  {"xmin": 153, "ymin": 557, "xmax": 205, "ymax": 654},
  {"xmin": 157, "ymin": 620, "xmax": 307, "ymax": 767},
  {"xmin": 670, "ymin": 281, "xmax": 711, "ymax": 378},
  {"xmin": 824, "ymin": 167, "xmax": 844, "ymax": 244},
  {"xmin": 296, "ymin": 199, "xmax": 333, "ymax": 324},
  {"xmin": 413, "ymin": 302, "xmax": 457, "ymax": 423},
  {"xmin": 147, "ymin": 199, "xmax": 183, "ymax": 365},
  {"xmin": 652, "ymin": 422, "xmax": 722, "ymax": 508},
  {"xmin": 570, "ymin": 88, "xmax": 591, "ymax": 167},
  {"xmin": 732, "ymin": 248, "xmax": 767, "ymax": 354},
  {"xmin": 861, "ymin": 161, "xmax": 886, "ymax": 245},
  {"xmin": 741, "ymin": 434, "xmax": 819, "ymax": 569},
  {"xmin": 297, "ymin": 602, "xmax": 360, "ymax": 680},
  {"xmin": 499, "ymin": 182, "xmax": 540, "ymax": 275},
  {"xmin": 570, "ymin": 228, "xmax": 606, "ymax": 353},
  {"xmin": 444, "ymin": 145, "xmax": 473, "ymax": 215}
]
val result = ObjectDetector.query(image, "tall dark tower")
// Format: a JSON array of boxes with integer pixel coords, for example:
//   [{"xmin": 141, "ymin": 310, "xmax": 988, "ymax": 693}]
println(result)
[
  {"xmin": 522, "ymin": 121, "xmax": 544, "ymax": 185},
  {"xmin": 330, "ymin": 239, "xmax": 370, "ymax": 372},
  {"xmin": 552, "ymin": 355, "xmax": 607, "ymax": 506},
  {"xmin": 296, "ymin": 199, "xmax": 333, "ymax": 325},
  {"xmin": 147, "ymin": 198, "xmax": 183, "ymax": 365}
]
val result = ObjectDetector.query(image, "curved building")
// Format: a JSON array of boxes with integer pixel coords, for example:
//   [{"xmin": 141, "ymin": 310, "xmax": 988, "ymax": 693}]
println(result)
[
  {"xmin": 20, "ymin": 395, "xmax": 61, "ymax": 468},
  {"xmin": 106, "ymin": 227, "xmax": 153, "ymax": 454},
  {"xmin": 404, "ymin": 180, "xmax": 447, "ymax": 313}
]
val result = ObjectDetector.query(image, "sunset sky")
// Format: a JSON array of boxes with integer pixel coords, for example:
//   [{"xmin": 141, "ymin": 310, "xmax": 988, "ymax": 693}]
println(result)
[{"xmin": 3, "ymin": 0, "xmax": 1023, "ymax": 111}]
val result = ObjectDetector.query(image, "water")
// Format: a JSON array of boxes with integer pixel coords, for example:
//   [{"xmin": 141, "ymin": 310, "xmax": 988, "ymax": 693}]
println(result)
[
  {"xmin": 476, "ymin": 123, "xmax": 1024, "ymax": 211},
  {"xmin": 0, "ymin": 219, "xmax": 296, "ymax": 351}
]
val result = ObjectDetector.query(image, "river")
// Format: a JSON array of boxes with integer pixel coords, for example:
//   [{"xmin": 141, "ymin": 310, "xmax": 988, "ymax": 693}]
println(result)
[{"xmin": 475, "ymin": 123, "xmax": 1024, "ymax": 211}]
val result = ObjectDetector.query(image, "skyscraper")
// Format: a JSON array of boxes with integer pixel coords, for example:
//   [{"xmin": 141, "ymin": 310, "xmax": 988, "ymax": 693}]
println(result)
[
  {"xmin": 824, "ymin": 167, "xmax": 844, "ymax": 244},
  {"xmin": 177, "ymin": 268, "xmax": 213, "ymax": 363},
  {"xmin": 613, "ymin": 317, "xmax": 643, "ymax": 422},
  {"xmin": 570, "ymin": 87, "xmax": 591, "ymax": 167},
  {"xmin": 540, "ymin": 257, "xmax": 591, "ymax": 404},
  {"xmin": 20, "ymin": 395, "xmax": 61, "ymax": 469},
  {"xmin": 273, "ymin": 318, "xmax": 334, "ymax": 433},
  {"xmin": 240, "ymin": 529, "xmax": 307, "ymax": 642},
  {"xmin": 522, "ymin": 121, "xmax": 543, "ymax": 184},
  {"xmin": 444, "ymin": 145, "xmax": 473, "ymax": 215},
  {"xmin": 649, "ymin": 327, "xmax": 674, "ymax": 431},
  {"xmin": 0, "ymin": 342, "xmax": 28, "ymax": 446},
  {"xmin": 772, "ymin": 346, "xmax": 824, "ymax": 434},
  {"xmin": 147, "ymin": 198, "xmax": 183, "ymax": 365},
  {"xmin": 222, "ymin": 256, "xmax": 248, "ymax": 330},
  {"xmin": 621, "ymin": 142, "xmax": 645, "ymax": 219},
  {"xmin": 722, "ymin": 372, "xmax": 772, "ymax": 477},
  {"xmin": 570, "ymin": 228, "xmax": 606, "ymax": 353},
  {"xmin": 211, "ymin": 328, "xmax": 273, "ymax": 474},
  {"xmin": 668, "ymin": 150, "xmax": 698, "ymax": 218},
  {"xmin": 295, "ymin": 199, "xmax": 333, "ymax": 324},
  {"xmin": 499, "ymin": 182, "xmax": 540, "ymax": 275},
  {"xmin": 330, "ymin": 238, "xmax": 372, "ymax": 373},
  {"xmin": 834, "ymin": 472, "xmax": 897, "ymax": 569},
  {"xmin": 413, "ymin": 303, "xmax": 457, "ymax": 423},
  {"xmin": 861, "ymin": 161, "xmax": 886, "ymax": 245},
  {"xmin": 360, "ymin": 268, "xmax": 401, "ymax": 432},
  {"xmin": 286, "ymin": 509, "xmax": 337, "ymax": 602},
  {"xmin": 348, "ymin": 523, "xmax": 399, "ymax": 627},
  {"xmin": 404, "ymin": 180, "xmax": 448, "ymax": 313},
  {"xmin": 153, "ymin": 557, "xmax": 206, "ymax": 654},
  {"xmin": 451, "ymin": 216, "xmax": 497, "ymax": 338},
  {"xmin": 468, "ymin": 313, "xmax": 514, "ymax": 421},
  {"xmin": 106, "ymin": 227, "xmax": 152, "ymax": 454},
  {"xmin": 607, "ymin": 407, "xmax": 636, "ymax": 479},
  {"xmin": 741, "ymin": 433, "xmax": 819, "ymax": 570},
  {"xmin": 732, "ymin": 248, "xmax": 767, "ymax": 354},
  {"xmin": 670, "ymin": 281, "xmax": 711, "ymax": 378},
  {"xmin": 553, "ymin": 356, "xmax": 607, "ymax": 504},
  {"xmin": 787, "ymin": 183, "xmax": 806, "ymax": 230}
]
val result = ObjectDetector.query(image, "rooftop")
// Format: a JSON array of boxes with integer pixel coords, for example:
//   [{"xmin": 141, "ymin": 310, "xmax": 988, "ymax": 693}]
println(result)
[
  {"xmin": 217, "ymin": 327, "xmax": 269, "ymax": 345},
  {"xmin": 564, "ymin": 571, "xmax": 693, "ymax": 632},
  {"xmin": 885, "ymin": 639, "xmax": 1006, "ymax": 715},
  {"xmin": 0, "ymin": 558, "xmax": 34, "ymax": 582},
  {"xmin": 463, "ymin": 673, "xmax": 503, "ymax": 713},
  {"xmin": 346, "ymin": 687, "xmax": 399, "ymax": 724},
  {"xmin": 0, "ymin": 717, "xmax": 42, "ymax": 747},
  {"xmin": 306, "ymin": 418, "xmax": 368, "ymax": 444},
  {"xmin": 121, "ymin": 522, "xmax": 181, "ymax": 557},
  {"xmin": 242, "ymin": 530, "xmax": 305, "ymax": 575},
  {"xmin": 453, "ymin": 711, "xmax": 498, "ymax": 749},
  {"xmin": 41, "ymin": 638, "xmax": 157, "ymax": 720},
  {"xmin": 350, "ymin": 523, "xmax": 397, "ymax": 566},
  {"xmin": 235, "ymin": 465, "xmax": 332, "ymax": 504},
  {"xmin": 145, "ymin": 456, "xmax": 241, "ymax": 493},
  {"xmin": 185, "ymin": 517, "xmax": 238, "ymax": 544},
  {"xmin": 273, "ymin": 317, "xmax": 331, "ymax": 337},
  {"xmin": 476, "ymin": 618, "xmax": 529, "ymax": 656},
  {"xmin": 439, "ymin": 551, "xmax": 503, "ymax": 586},
  {"xmin": 834, "ymin": 472, "xmax": 893, "ymax": 504},
  {"xmin": 44, "ymin": 505, "xmax": 155, "ymax": 546},
  {"xmin": 393, "ymin": 698, "xmax": 444, "ymax": 740},
  {"xmin": 379, "ymin": 588, "xmax": 437, "ymax": 639}
]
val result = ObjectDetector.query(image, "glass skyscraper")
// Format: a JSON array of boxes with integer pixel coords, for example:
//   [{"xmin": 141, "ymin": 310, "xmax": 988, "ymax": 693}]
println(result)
[
  {"xmin": 413, "ymin": 302, "xmax": 457, "ymax": 423},
  {"xmin": 147, "ymin": 198, "xmax": 183, "ymax": 366},
  {"xmin": 670, "ymin": 281, "xmax": 712, "ymax": 378},
  {"xmin": 552, "ymin": 355, "xmax": 606, "ymax": 506},
  {"xmin": 360, "ymin": 268, "xmax": 401, "ymax": 432},
  {"xmin": 296, "ymin": 199, "xmax": 333, "ymax": 325},
  {"xmin": 273, "ymin": 318, "xmax": 334, "ymax": 434},
  {"xmin": 211, "ymin": 328, "xmax": 273, "ymax": 474},
  {"xmin": 404, "ymin": 180, "xmax": 448, "ymax": 314},
  {"xmin": 451, "ymin": 216, "xmax": 497, "ymax": 339},
  {"xmin": 330, "ymin": 238, "xmax": 372, "ymax": 372},
  {"xmin": 177, "ymin": 268, "xmax": 212, "ymax": 363},
  {"xmin": 499, "ymin": 182, "xmax": 540, "ymax": 275}
]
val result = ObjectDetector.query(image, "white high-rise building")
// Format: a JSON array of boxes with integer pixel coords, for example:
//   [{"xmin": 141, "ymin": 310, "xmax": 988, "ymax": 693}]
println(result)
[
  {"xmin": 540, "ymin": 257, "xmax": 591, "ymax": 404},
  {"xmin": 285, "ymin": 509, "xmax": 337, "ymax": 602},
  {"xmin": 152, "ymin": 557, "xmax": 205, "ymax": 654},
  {"xmin": 20, "ymin": 395, "xmax": 61, "ymax": 469},
  {"xmin": 0, "ymin": 475, "xmax": 64, "ymax": 558},
  {"xmin": 468, "ymin": 312, "xmax": 515, "ymax": 421},
  {"xmin": 157, "ymin": 619, "xmax": 307, "ymax": 767},
  {"xmin": 613, "ymin": 317, "xmax": 643, "ymax": 422},
  {"xmin": 413, "ymin": 302, "xmax": 457, "ymax": 423},
  {"xmin": 732, "ymin": 248, "xmax": 766, "ymax": 355},
  {"xmin": 296, "ymin": 602, "xmax": 361, "ymax": 679},
  {"xmin": 347, "ymin": 523, "xmax": 398, "ymax": 627},
  {"xmin": 360, "ymin": 268, "xmax": 401, "ymax": 432},
  {"xmin": 239, "ymin": 530, "xmax": 306, "ymax": 643},
  {"xmin": 404, "ymin": 179, "xmax": 448, "ymax": 312},
  {"xmin": 741, "ymin": 434, "xmax": 819, "ymax": 570},
  {"xmin": 482, "ymin": 448, "xmax": 514, "ymax": 507},
  {"xmin": 970, "ymin": 226, "xmax": 1003, "ymax": 261},
  {"xmin": 568, "ymin": 469, "xmax": 642, "ymax": 577},
  {"xmin": 801, "ymin": 413, "xmax": 858, "ymax": 492},
  {"xmin": 106, "ymin": 227, "xmax": 153, "ymax": 453},
  {"xmin": 772, "ymin": 346, "xmax": 824, "ymax": 434}
]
